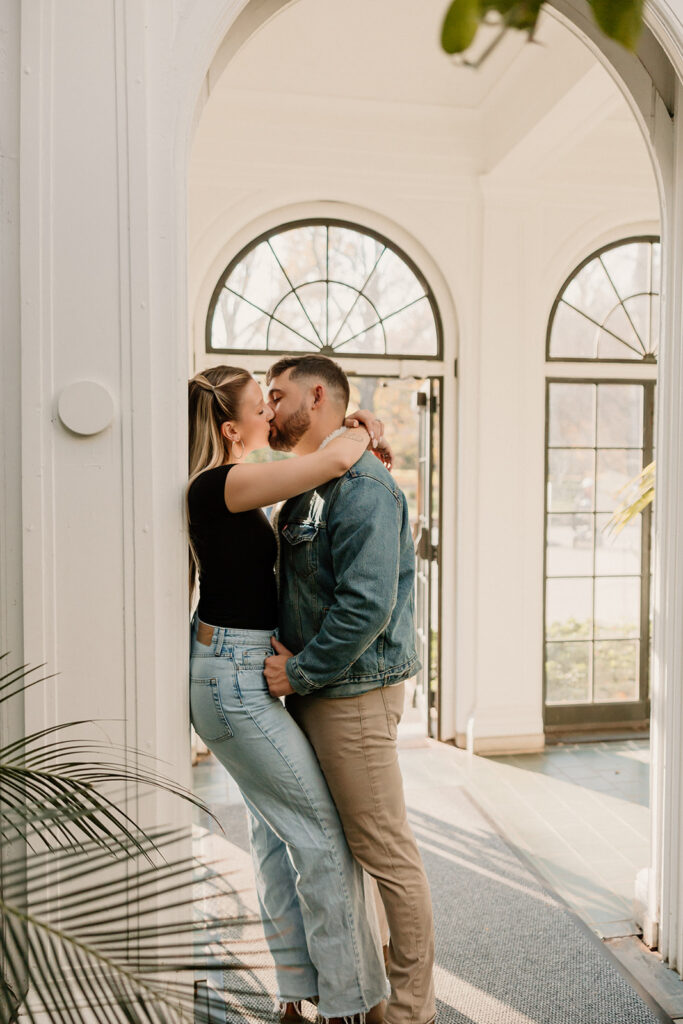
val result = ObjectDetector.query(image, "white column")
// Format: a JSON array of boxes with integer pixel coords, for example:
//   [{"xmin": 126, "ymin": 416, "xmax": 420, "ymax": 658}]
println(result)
[
  {"xmin": 0, "ymin": 0, "xmax": 23, "ymax": 731},
  {"xmin": 17, "ymin": 0, "xmax": 192, "ymax": 831},
  {"xmin": 649, "ymin": 75, "xmax": 683, "ymax": 974}
]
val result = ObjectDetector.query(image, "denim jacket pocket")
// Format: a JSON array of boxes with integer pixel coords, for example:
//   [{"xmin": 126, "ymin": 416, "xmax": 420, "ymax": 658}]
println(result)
[
  {"xmin": 281, "ymin": 520, "xmax": 319, "ymax": 579},
  {"xmin": 190, "ymin": 677, "xmax": 234, "ymax": 742}
]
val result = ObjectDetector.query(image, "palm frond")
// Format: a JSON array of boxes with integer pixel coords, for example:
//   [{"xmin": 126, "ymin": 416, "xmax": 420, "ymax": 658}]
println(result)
[
  {"xmin": 1, "ymin": 719, "xmax": 222, "ymax": 860},
  {"xmin": 1, "ymin": 662, "xmax": 271, "ymax": 1023},
  {"xmin": 1, "ymin": 831, "xmax": 271, "ymax": 1023},
  {"xmin": 603, "ymin": 459, "xmax": 655, "ymax": 537}
]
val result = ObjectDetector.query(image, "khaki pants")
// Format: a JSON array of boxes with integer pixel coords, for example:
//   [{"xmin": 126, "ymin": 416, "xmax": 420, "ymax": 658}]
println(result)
[{"xmin": 287, "ymin": 682, "xmax": 435, "ymax": 1024}]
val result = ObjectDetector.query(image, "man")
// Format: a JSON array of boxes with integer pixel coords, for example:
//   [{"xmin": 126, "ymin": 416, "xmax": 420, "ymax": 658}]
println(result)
[{"xmin": 263, "ymin": 354, "xmax": 436, "ymax": 1024}]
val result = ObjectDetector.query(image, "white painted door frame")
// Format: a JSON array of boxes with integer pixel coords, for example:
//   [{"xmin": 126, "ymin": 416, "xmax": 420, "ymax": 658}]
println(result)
[{"xmin": 166, "ymin": 0, "xmax": 683, "ymax": 976}]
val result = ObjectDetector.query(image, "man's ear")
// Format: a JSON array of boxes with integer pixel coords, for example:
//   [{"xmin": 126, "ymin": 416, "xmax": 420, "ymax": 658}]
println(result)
[{"xmin": 311, "ymin": 383, "xmax": 325, "ymax": 408}]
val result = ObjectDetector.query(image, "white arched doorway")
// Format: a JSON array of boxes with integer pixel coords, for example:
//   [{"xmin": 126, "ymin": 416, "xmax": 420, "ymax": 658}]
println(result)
[
  {"xmin": 167, "ymin": 0, "xmax": 683, "ymax": 974},
  {"xmin": 192, "ymin": 202, "xmax": 458, "ymax": 741}
]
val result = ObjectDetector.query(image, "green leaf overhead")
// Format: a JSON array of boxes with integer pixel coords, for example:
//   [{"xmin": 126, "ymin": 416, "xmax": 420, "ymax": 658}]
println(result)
[
  {"xmin": 441, "ymin": 0, "xmax": 644, "ymax": 56},
  {"xmin": 589, "ymin": 0, "xmax": 644, "ymax": 49},
  {"xmin": 442, "ymin": 0, "xmax": 481, "ymax": 53}
]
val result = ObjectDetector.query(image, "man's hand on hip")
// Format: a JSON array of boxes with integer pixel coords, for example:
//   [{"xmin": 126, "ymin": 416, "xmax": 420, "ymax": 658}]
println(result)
[{"xmin": 265, "ymin": 638, "xmax": 296, "ymax": 697}]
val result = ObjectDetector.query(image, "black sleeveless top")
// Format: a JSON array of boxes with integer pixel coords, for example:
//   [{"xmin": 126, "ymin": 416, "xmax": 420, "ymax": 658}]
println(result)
[{"xmin": 188, "ymin": 465, "xmax": 278, "ymax": 629}]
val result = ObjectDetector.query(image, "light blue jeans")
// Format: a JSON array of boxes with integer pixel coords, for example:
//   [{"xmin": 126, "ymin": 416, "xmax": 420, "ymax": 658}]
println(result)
[{"xmin": 189, "ymin": 620, "xmax": 389, "ymax": 1018}]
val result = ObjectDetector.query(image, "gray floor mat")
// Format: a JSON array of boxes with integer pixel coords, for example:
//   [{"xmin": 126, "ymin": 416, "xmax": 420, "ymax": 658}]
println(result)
[{"xmin": 193, "ymin": 780, "xmax": 668, "ymax": 1023}]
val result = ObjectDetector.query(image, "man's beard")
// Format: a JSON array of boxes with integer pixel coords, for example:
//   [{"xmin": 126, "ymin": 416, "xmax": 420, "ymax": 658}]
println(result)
[{"xmin": 268, "ymin": 403, "xmax": 311, "ymax": 452}]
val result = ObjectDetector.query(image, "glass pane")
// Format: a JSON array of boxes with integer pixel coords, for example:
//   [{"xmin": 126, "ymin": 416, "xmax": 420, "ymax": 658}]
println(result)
[
  {"xmin": 594, "ymin": 640, "xmax": 639, "ymax": 701},
  {"xmin": 547, "ymin": 450, "xmax": 594, "ymax": 513},
  {"xmin": 228, "ymin": 241, "xmax": 288, "ymax": 310},
  {"xmin": 563, "ymin": 259, "xmax": 620, "ymax": 322},
  {"xmin": 548, "ymin": 384, "xmax": 596, "ymax": 447},
  {"xmin": 622, "ymin": 294, "xmax": 653, "ymax": 355},
  {"xmin": 269, "ymin": 226, "xmax": 327, "ymax": 288},
  {"xmin": 327, "ymin": 226, "xmax": 385, "ymax": 290},
  {"xmin": 335, "ymin": 320, "xmax": 385, "ymax": 355},
  {"xmin": 271, "ymin": 291, "xmax": 321, "ymax": 348},
  {"xmin": 651, "ymin": 242, "xmax": 661, "ymax": 293},
  {"xmin": 215, "ymin": 292, "xmax": 269, "ymax": 350},
  {"xmin": 600, "ymin": 303, "xmax": 644, "ymax": 355},
  {"xmin": 363, "ymin": 247, "xmax": 425, "ymax": 318},
  {"xmin": 295, "ymin": 281, "xmax": 328, "ymax": 344},
  {"xmin": 545, "ymin": 642, "xmax": 591, "ymax": 704},
  {"xmin": 596, "ymin": 449, "xmax": 644, "ymax": 513},
  {"xmin": 594, "ymin": 577, "xmax": 640, "ymax": 639},
  {"xmin": 326, "ymin": 282, "xmax": 361, "ymax": 346},
  {"xmin": 334, "ymin": 294, "xmax": 386, "ymax": 354},
  {"xmin": 267, "ymin": 316, "xmax": 318, "ymax": 352},
  {"xmin": 546, "ymin": 514, "xmax": 594, "ymax": 577},
  {"xmin": 600, "ymin": 243, "xmax": 650, "ymax": 299},
  {"xmin": 548, "ymin": 302, "xmax": 599, "ymax": 359},
  {"xmin": 546, "ymin": 578, "xmax": 592, "ymax": 639},
  {"xmin": 596, "ymin": 329, "xmax": 640, "ymax": 360},
  {"xmin": 597, "ymin": 385, "xmax": 643, "ymax": 448},
  {"xmin": 595, "ymin": 515, "xmax": 641, "ymax": 575},
  {"xmin": 381, "ymin": 297, "xmax": 438, "ymax": 357}
]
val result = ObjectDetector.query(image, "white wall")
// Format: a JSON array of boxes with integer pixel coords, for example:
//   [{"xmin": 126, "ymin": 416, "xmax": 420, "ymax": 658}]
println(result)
[
  {"xmin": 188, "ymin": 3, "xmax": 659, "ymax": 752},
  {"xmin": 8, "ymin": 0, "xmax": 195, "ymax": 834}
]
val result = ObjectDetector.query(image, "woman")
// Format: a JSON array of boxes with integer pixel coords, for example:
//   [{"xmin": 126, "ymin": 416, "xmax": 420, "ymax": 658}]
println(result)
[{"xmin": 187, "ymin": 365, "xmax": 389, "ymax": 1024}]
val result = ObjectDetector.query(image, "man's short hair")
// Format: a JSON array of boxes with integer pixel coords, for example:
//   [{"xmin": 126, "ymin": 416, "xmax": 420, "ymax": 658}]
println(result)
[{"xmin": 266, "ymin": 354, "xmax": 350, "ymax": 409}]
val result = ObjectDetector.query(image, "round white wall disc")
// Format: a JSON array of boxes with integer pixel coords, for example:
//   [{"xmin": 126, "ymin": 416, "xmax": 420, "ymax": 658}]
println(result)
[{"xmin": 57, "ymin": 381, "xmax": 115, "ymax": 436}]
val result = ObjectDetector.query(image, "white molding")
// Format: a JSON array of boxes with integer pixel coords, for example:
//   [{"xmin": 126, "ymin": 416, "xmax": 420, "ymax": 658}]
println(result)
[
  {"xmin": 0, "ymin": 0, "xmax": 23, "ymax": 724},
  {"xmin": 545, "ymin": 362, "xmax": 659, "ymax": 380},
  {"xmin": 19, "ymin": 0, "xmax": 58, "ymax": 736},
  {"xmin": 457, "ymin": 731, "xmax": 547, "ymax": 756},
  {"xmin": 650, "ymin": 74, "xmax": 683, "ymax": 973}
]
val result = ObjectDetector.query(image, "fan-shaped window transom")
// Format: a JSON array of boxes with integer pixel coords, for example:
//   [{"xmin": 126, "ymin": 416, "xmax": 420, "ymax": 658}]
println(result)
[
  {"xmin": 206, "ymin": 220, "xmax": 442, "ymax": 359},
  {"xmin": 548, "ymin": 238, "xmax": 660, "ymax": 362}
]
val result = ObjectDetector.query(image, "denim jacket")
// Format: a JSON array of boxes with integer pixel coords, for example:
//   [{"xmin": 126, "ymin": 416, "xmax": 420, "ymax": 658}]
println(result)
[{"xmin": 278, "ymin": 451, "xmax": 420, "ymax": 698}]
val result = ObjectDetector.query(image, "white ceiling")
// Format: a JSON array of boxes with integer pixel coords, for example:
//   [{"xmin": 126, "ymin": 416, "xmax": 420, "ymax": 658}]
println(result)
[
  {"xmin": 213, "ymin": 0, "xmax": 604, "ymax": 110},
  {"xmin": 192, "ymin": 0, "xmax": 656, "ymax": 191}
]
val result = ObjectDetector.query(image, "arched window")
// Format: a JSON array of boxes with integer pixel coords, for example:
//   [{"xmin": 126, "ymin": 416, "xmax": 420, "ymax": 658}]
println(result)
[
  {"xmin": 206, "ymin": 219, "xmax": 442, "ymax": 359},
  {"xmin": 547, "ymin": 237, "xmax": 660, "ymax": 362},
  {"xmin": 544, "ymin": 237, "xmax": 659, "ymax": 735}
]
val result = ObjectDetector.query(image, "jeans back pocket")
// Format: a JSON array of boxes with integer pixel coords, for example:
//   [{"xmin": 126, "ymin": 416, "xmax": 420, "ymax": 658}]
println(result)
[{"xmin": 190, "ymin": 677, "xmax": 233, "ymax": 742}]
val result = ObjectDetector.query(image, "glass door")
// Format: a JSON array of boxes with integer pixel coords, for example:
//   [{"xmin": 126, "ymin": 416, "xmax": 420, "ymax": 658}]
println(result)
[{"xmin": 415, "ymin": 380, "xmax": 442, "ymax": 738}]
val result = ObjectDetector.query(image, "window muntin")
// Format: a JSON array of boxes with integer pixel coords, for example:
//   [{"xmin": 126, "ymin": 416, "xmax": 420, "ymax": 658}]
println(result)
[
  {"xmin": 547, "ymin": 238, "xmax": 660, "ymax": 362},
  {"xmin": 544, "ymin": 237, "xmax": 658, "ymax": 725},
  {"xmin": 544, "ymin": 381, "xmax": 653, "ymax": 707},
  {"xmin": 206, "ymin": 220, "xmax": 442, "ymax": 359}
]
